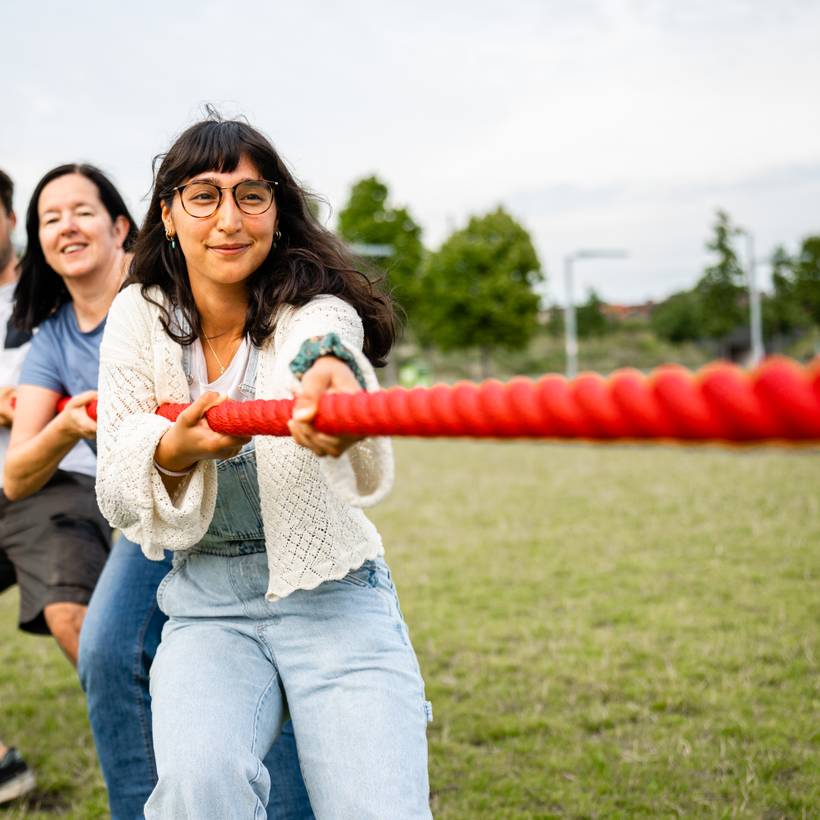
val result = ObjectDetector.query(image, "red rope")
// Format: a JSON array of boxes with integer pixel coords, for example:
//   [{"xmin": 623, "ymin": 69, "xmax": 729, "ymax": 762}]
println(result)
[{"xmin": 63, "ymin": 356, "xmax": 820, "ymax": 443}]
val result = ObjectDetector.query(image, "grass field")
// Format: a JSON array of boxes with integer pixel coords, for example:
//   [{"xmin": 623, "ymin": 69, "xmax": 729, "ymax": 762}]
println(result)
[{"xmin": 1, "ymin": 440, "xmax": 818, "ymax": 818}]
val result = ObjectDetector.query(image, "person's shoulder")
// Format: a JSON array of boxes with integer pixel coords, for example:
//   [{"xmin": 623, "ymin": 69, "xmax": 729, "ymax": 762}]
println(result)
[
  {"xmin": 105, "ymin": 285, "xmax": 169, "ymax": 348},
  {"xmin": 34, "ymin": 301, "xmax": 72, "ymax": 340},
  {"xmin": 278, "ymin": 295, "xmax": 362, "ymax": 338},
  {"xmin": 112, "ymin": 282, "xmax": 159, "ymax": 307},
  {"xmin": 311, "ymin": 294, "xmax": 355, "ymax": 311},
  {"xmin": 110, "ymin": 283, "xmax": 165, "ymax": 319},
  {"xmin": 20, "ymin": 310, "xmax": 61, "ymax": 372},
  {"xmin": 297, "ymin": 295, "xmax": 359, "ymax": 322}
]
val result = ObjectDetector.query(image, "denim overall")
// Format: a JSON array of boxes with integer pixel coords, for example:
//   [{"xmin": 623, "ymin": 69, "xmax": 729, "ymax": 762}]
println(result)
[{"xmin": 144, "ymin": 342, "xmax": 433, "ymax": 820}]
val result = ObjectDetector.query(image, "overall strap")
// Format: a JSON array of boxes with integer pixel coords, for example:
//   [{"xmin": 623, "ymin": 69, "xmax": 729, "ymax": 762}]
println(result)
[
  {"xmin": 171, "ymin": 304, "xmax": 194, "ymax": 383},
  {"xmin": 239, "ymin": 343, "xmax": 259, "ymax": 400}
]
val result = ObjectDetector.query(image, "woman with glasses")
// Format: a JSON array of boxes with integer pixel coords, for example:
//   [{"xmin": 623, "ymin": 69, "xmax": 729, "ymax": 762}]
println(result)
[
  {"xmin": 3, "ymin": 163, "xmax": 311, "ymax": 820},
  {"xmin": 95, "ymin": 115, "xmax": 432, "ymax": 819}
]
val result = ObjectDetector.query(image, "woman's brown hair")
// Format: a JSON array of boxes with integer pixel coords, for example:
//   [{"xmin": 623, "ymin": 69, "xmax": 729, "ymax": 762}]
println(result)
[{"xmin": 127, "ymin": 112, "xmax": 396, "ymax": 366}]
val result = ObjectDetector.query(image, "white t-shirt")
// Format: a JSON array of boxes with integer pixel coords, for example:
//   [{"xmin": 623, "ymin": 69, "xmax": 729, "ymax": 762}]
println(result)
[
  {"xmin": 188, "ymin": 337, "xmax": 251, "ymax": 401},
  {"xmin": 0, "ymin": 282, "xmax": 30, "ymax": 483}
]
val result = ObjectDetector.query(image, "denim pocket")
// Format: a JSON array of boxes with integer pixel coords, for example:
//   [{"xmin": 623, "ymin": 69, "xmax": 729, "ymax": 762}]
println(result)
[
  {"xmin": 334, "ymin": 559, "xmax": 378, "ymax": 588},
  {"xmin": 156, "ymin": 555, "xmax": 187, "ymax": 612}
]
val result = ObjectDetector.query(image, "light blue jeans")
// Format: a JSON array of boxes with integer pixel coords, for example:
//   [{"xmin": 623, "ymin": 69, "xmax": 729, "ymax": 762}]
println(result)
[
  {"xmin": 145, "ymin": 444, "xmax": 432, "ymax": 819},
  {"xmin": 78, "ymin": 537, "xmax": 313, "ymax": 820}
]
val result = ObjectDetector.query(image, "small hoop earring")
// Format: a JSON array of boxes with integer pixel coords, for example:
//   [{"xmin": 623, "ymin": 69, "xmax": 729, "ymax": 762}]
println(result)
[
  {"xmin": 274, "ymin": 230, "xmax": 282, "ymax": 240},
  {"xmin": 165, "ymin": 230, "xmax": 176, "ymax": 250}
]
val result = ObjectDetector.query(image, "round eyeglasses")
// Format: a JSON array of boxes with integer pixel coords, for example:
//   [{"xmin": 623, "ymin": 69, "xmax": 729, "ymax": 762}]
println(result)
[{"xmin": 173, "ymin": 179, "xmax": 278, "ymax": 218}]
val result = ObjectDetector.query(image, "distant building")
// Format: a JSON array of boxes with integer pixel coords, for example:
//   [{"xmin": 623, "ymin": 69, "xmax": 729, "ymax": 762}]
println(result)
[
  {"xmin": 538, "ymin": 300, "xmax": 657, "ymax": 327},
  {"xmin": 600, "ymin": 301, "xmax": 655, "ymax": 322}
]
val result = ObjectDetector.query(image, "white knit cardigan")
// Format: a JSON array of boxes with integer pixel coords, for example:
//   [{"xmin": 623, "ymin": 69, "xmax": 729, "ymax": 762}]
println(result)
[{"xmin": 95, "ymin": 284, "xmax": 393, "ymax": 601}]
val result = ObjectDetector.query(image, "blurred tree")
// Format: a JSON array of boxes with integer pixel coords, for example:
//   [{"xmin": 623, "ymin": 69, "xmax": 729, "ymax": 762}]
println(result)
[
  {"xmin": 337, "ymin": 176, "xmax": 424, "ymax": 325},
  {"xmin": 763, "ymin": 237, "xmax": 820, "ymax": 335},
  {"xmin": 792, "ymin": 234, "xmax": 820, "ymax": 325},
  {"xmin": 651, "ymin": 289, "xmax": 703, "ymax": 343},
  {"xmin": 696, "ymin": 209, "xmax": 746, "ymax": 338},
  {"xmin": 763, "ymin": 245, "xmax": 802, "ymax": 336},
  {"xmin": 546, "ymin": 305, "xmax": 564, "ymax": 338},
  {"xmin": 576, "ymin": 289, "xmax": 612, "ymax": 337},
  {"xmin": 417, "ymin": 207, "xmax": 543, "ymax": 375}
]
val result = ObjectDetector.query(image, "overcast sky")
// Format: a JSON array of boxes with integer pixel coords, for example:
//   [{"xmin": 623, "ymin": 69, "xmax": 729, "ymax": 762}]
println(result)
[{"xmin": 3, "ymin": 0, "xmax": 820, "ymax": 304}]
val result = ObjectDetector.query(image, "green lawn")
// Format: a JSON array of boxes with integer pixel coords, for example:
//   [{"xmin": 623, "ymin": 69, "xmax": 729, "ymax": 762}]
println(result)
[{"xmin": 2, "ymin": 440, "xmax": 818, "ymax": 818}]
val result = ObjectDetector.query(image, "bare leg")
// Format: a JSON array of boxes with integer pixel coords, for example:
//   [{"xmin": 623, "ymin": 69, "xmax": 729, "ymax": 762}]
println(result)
[{"xmin": 43, "ymin": 603, "xmax": 87, "ymax": 666}]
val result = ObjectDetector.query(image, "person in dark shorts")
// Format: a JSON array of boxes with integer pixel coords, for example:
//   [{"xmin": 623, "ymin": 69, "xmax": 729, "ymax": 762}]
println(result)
[
  {"xmin": 0, "ymin": 472, "xmax": 111, "ymax": 636},
  {"xmin": 1, "ymin": 164, "xmax": 133, "ymax": 664},
  {"xmin": 0, "ymin": 168, "xmax": 36, "ymax": 804}
]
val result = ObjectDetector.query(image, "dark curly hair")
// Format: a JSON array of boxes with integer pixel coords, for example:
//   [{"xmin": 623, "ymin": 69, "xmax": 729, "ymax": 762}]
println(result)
[{"xmin": 127, "ymin": 113, "xmax": 396, "ymax": 366}]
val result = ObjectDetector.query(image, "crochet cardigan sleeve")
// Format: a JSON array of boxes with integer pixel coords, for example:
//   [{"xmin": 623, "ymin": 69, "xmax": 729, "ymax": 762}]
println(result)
[
  {"xmin": 95, "ymin": 289, "xmax": 392, "ymax": 566},
  {"xmin": 265, "ymin": 295, "xmax": 393, "ymax": 508},
  {"xmin": 95, "ymin": 286, "xmax": 218, "ymax": 559}
]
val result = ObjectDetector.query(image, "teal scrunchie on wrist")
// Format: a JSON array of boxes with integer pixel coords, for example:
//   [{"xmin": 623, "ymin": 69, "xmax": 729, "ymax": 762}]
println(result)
[{"xmin": 289, "ymin": 333, "xmax": 367, "ymax": 389}]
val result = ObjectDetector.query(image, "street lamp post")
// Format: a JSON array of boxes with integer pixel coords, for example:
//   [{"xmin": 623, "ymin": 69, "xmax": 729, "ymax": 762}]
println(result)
[
  {"xmin": 738, "ymin": 228, "xmax": 764, "ymax": 366},
  {"xmin": 563, "ymin": 249, "xmax": 629, "ymax": 378},
  {"xmin": 563, "ymin": 256, "xmax": 578, "ymax": 380},
  {"xmin": 348, "ymin": 242, "xmax": 394, "ymax": 258}
]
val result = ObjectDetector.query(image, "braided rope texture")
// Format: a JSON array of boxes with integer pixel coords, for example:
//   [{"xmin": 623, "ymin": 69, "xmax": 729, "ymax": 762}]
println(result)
[{"xmin": 73, "ymin": 356, "xmax": 820, "ymax": 443}]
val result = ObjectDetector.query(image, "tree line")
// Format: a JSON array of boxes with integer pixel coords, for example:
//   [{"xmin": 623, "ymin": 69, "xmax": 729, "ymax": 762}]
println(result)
[
  {"xmin": 651, "ymin": 210, "xmax": 820, "ymax": 347},
  {"xmin": 336, "ymin": 177, "xmax": 820, "ymax": 364},
  {"xmin": 337, "ymin": 177, "xmax": 543, "ymax": 365}
]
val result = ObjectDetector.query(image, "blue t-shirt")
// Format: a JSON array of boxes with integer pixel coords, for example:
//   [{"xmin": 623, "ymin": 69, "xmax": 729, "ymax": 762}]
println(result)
[{"xmin": 19, "ymin": 302, "xmax": 104, "ymax": 477}]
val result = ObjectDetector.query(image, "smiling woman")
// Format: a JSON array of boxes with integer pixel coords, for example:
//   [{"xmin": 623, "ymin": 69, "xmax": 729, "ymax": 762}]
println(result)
[
  {"xmin": 38, "ymin": 175, "xmax": 129, "ymax": 282},
  {"xmin": 159, "ymin": 156, "xmax": 279, "ymax": 379},
  {"xmin": 4, "ymin": 166, "xmax": 131, "ymax": 508},
  {"xmin": 0, "ymin": 162, "xmax": 132, "ymax": 701},
  {"xmin": 11, "ymin": 165, "xmax": 136, "ymax": 337},
  {"xmin": 94, "ymin": 114, "xmax": 432, "ymax": 819},
  {"xmin": 2, "ymin": 166, "xmax": 136, "ymax": 627},
  {"xmin": 0, "ymin": 169, "xmax": 133, "ymax": 637}
]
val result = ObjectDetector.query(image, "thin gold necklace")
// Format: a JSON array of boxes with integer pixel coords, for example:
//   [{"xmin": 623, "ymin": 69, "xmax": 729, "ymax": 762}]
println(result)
[{"xmin": 203, "ymin": 333, "xmax": 239, "ymax": 376}]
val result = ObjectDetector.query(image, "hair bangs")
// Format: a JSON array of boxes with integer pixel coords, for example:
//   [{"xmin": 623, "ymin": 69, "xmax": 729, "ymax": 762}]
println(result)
[
  {"xmin": 183, "ymin": 121, "xmax": 245, "ymax": 178},
  {"xmin": 159, "ymin": 121, "xmax": 278, "ymax": 193}
]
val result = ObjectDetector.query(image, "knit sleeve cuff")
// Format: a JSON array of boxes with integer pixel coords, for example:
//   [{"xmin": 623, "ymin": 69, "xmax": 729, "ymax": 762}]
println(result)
[{"xmin": 289, "ymin": 332, "xmax": 367, "ymax": 389}]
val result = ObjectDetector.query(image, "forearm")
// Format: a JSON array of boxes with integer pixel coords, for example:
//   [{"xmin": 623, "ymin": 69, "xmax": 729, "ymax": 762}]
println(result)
[
  {"xmin": 95, "ymin": 408, "xmax": 219, "ymax": 557},
  {"xmin": 153, "ymin": 427, "xmax": 200, "ymax": 497},
  {"xmin": 3, "ymin": 418, "xmax": 79, "ymax": 500}
]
